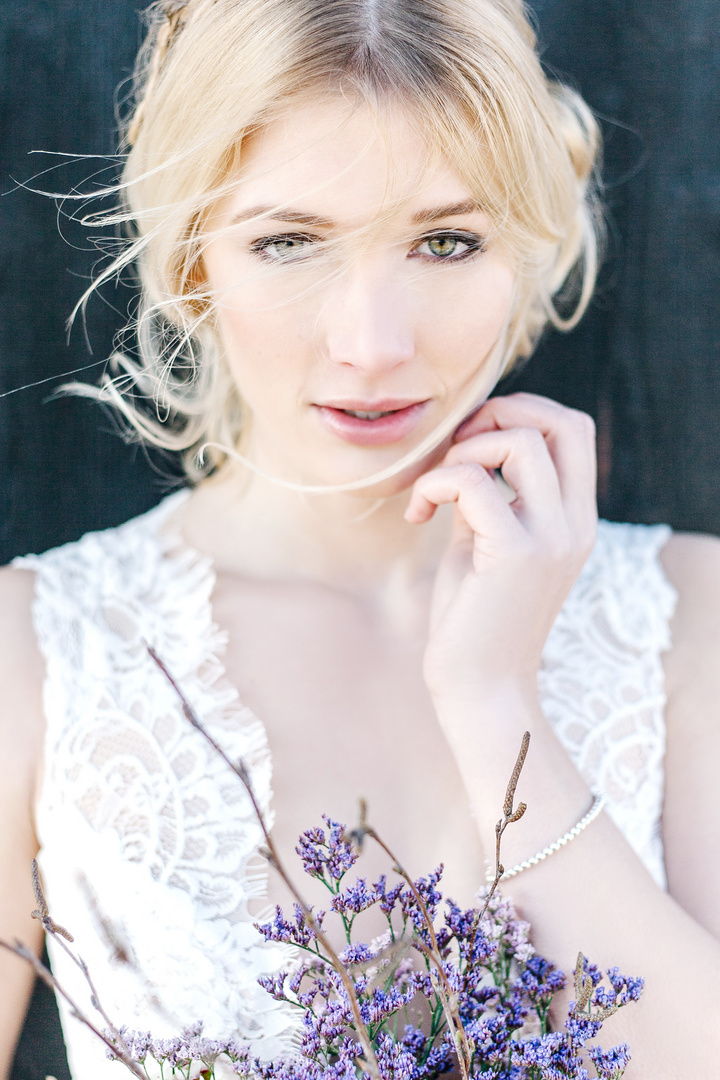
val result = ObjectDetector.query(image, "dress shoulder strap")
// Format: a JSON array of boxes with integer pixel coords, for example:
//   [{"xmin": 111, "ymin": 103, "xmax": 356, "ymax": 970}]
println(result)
[
  {"xmin": 12, "ymin": 494, "xmax": 191, "ymax": 731},
  {"xmin": 587, "ymin": 520, "xmax": 676, "ymax": 651},
  {"xmin": 539, "ymin": 520, "xmax": 677, "ymax": 889}
]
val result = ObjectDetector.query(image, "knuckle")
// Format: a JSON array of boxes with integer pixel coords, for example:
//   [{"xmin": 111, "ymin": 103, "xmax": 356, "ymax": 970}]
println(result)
[
  {"xmin": 456, "ymin": 461, "xmax": 488, "ymax": 485},
  {"xmin": 568, "ymin": 408, "xmax": 596, "ymax": 440},
  {"xmin": 543, "ymin": 525, "xmax": 574, "ymax": 564},
  {"xmin": 515, "ymin": 427, "xmax": 545, "ymax": 452},
  {"xmin": 580, "ymin": 520, "xmax": 598, "ymax": 556}
]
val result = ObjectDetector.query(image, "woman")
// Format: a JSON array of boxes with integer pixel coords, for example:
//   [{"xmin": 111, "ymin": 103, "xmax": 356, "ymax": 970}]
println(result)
[{"xmin": 1, "ymin": 0, "xmax": 719, "ymax": 1076}]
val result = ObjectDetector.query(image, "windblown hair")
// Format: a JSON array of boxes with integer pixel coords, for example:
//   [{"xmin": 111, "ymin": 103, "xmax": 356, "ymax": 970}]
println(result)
[{"xmin": 77, "ymin": 0, "xmax": 601, "ymax": 481}]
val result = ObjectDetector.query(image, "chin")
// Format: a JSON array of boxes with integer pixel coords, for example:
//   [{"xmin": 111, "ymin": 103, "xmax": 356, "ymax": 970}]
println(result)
[{"xmin": 313, "ymin": 439, "xmax": 452, "ymax": 499}]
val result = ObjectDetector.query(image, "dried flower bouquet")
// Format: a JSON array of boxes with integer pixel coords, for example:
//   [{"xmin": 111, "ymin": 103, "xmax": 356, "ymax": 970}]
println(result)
[{"xmin": 1, "ymin": 651, "xmax": 642, "ymax": 1080}]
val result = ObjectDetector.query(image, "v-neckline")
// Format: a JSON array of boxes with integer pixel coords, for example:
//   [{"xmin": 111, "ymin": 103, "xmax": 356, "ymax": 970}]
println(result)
[{"xmin": 149, "ymin": 485, "xmax": 278, "ymax": 829}]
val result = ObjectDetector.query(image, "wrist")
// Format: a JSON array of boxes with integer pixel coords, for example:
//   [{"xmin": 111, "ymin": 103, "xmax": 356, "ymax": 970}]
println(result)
[{"xmin": 430, "ymin": 676, "xmax": 541, "ymax": 726}]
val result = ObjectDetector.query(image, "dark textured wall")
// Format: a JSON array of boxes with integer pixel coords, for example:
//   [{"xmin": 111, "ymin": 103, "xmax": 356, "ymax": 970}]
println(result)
[
  {"xmin": 0, "ymin": 1, "xmax": 175, "ymax": 571},
  {"xmin": 511, "ymin": 0, "xmax": 720, "ymax": 530},
  {"xmin": 1, "ymin": 1, "xmax": 719, "ymax": 1076}
]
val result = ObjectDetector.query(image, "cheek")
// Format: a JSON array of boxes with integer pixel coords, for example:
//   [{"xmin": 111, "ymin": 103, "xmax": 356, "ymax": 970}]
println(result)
[
  {"xmin": 205, "ymin": 247, "xmax": 323, "ymax": 378},
  {"xmin": 418, "ymin": 263, "xmax": 516, "ymax": 378},
  {"xmin": 212, "ymin": 291, "xmax": 319, "ymax": 421}
]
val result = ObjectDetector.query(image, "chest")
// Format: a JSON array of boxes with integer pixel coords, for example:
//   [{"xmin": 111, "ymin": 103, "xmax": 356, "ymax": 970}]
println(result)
[
  {"xmin": 211, "ymin": 574, "xmax": 487, "ymax": 912},
  {"xmin": 28, "ymin": 511, "xmax": 674, "ymax": 1063}
]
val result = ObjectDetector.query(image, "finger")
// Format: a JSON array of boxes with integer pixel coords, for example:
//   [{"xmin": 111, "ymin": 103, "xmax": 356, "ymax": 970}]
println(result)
[
  {"xmin": 457, "ymin": 392, "xmax": 579, "ymax": 438},
  {"xmin": 457, "ymin": 394, "xmax": 596, "ymax": 492},
  {"xmin": 443, "ymin": 428, "xmax": 564, "ymax": 534},
  {"xmin": 454, "ymin": 393, "xmax": 596, "ymax": 533},
  {"xmin": 405, "ymin": 461, "xmax": 522, "ymax": 542}
]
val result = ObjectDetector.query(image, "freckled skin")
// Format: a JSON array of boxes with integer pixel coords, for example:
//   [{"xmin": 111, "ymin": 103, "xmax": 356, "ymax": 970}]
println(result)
[{"xmin": 201, "ymin": 98, "xmax": 516, "ymax": 493}]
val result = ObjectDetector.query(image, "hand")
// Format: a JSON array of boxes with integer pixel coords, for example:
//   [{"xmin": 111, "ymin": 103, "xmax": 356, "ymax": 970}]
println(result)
[{"xmin": 405, "ymin": 393, "xmax": 597, "ymax": 705}]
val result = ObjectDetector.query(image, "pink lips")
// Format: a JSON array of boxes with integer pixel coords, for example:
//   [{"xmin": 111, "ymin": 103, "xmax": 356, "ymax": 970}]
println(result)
[{"xmin": 314, "ymin": 400, "xmax": 428, "ymax": 445}]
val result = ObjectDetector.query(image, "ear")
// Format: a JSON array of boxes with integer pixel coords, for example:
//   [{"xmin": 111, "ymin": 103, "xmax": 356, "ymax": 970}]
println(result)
[{"xmin": 181, "ymin": 218, "xmax": 212, "ymax": 317}]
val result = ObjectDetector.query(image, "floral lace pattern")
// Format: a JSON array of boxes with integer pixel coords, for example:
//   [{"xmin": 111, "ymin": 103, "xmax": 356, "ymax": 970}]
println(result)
[
  {"xmin": 14, "ymin": 495, "xmax": 675, "ymax": 1078},
  {"xmin": 539, "ymin": 521, "xmax": 675, "ymax": 889},
  {"xmin": 16, "ymin": 493, "xmax": 299, "ymax": 1079}
]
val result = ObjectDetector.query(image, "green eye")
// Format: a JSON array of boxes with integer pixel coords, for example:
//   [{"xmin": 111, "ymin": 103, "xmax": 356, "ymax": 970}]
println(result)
[
  {"xmin": 427, "ymin": 236, "xmax": 461, "ymax": 257},
  {"xmin": 269, "ymin": 238, "xmax": 306, "ymax": 255},
  {"xmin": 251, "ymin": 233, "xmax": 317, "ymax": 261},
  {"xmin": 414, "ymin": 231, "xmax": 484, "ymax": 262}
]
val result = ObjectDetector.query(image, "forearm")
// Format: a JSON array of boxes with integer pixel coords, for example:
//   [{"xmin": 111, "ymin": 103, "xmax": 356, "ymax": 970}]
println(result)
[{"xmin": 435, "ymin": 685, "xmax": 720, "ymax": 1077}]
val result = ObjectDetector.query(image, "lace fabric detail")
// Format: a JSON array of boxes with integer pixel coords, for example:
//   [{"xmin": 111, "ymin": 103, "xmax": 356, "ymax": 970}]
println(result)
[
  {"xmin": 15, "ymin": 493, "xmax": 300, "ymax": 1080},
  {"xmin": 539, "ymin": 520, "xmax": 676, "ymax": 889},
  {"xmin": 15, "ymin": 498, "xmax": 676, "ymax": 1078}
]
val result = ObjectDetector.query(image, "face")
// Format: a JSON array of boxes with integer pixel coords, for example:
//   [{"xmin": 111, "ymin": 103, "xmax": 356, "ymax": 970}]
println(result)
[{"xmin": 201, "ymin": 97, "xmax": 516, "ymax": 493}]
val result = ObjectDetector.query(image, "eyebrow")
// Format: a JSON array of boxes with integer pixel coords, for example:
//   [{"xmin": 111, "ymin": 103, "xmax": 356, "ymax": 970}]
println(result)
[
  {"xmin": 230, "ymin": 206, "xmax": 335, "ymax": 228},
  {"xmin": 229, "ymin": 199, "xmax": 484, "ymax": 230},
  {"xmin": 410, "ymin": 200, "xmax": 485, "ymax": 224}
]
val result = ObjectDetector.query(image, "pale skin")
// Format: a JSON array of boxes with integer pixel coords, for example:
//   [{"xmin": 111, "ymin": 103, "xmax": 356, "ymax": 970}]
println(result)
[{"xmin": 0, "ymin": 99, "xmax": 719, "ymax": 1078}]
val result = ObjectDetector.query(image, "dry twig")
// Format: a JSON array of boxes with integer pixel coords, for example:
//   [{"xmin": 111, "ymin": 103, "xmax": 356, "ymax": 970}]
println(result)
[
  {"xmin": 148, "ymin": 644, "xmax": 382, "ymax": 1080},
  {"xmin": 354, "ymin": 801, "xmax": 473, "ymax": 1080},
  {"xmin": 467, "ymin": 732, "xmax": 530, "ymax": 963},
  {"xmin": 0, "ymin": 863, "xmax": 145, "ymax": 1080}
]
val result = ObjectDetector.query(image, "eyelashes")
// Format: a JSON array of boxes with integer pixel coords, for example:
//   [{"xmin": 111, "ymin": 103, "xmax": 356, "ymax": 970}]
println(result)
[
  {"xmin": 249, "ymin": 233, "xmax": 317, "ymax": 261},
  {"xmin": 248, "ymin": 229, "xmax": 487, "ymax": 264},
  {"xmin": 411, "ymin": 230, "xmax": 486, "ymax": 261}
]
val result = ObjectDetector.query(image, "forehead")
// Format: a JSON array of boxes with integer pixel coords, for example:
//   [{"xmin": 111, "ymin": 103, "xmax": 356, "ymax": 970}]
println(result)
[{"xmin": 225, "ymin": 97, "xmax": 477, "ymax": 225}]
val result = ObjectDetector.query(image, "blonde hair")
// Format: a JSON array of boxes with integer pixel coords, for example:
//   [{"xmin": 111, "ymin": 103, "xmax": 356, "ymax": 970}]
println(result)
[{"xmin": 75, "ymin": 0, "xmax": 601, "ymax": 481}]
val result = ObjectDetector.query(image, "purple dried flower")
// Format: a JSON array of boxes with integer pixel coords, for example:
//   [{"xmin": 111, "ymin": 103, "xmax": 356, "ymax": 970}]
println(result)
[
  {"xmin": 421, "ymin": 1037, "xmax": 455, "ymax": 1077},
  {"xmin": 399, "ymin": 866, "xmax": 444, "ymax": 931},
  {"xmin": 587, "ymin": 1041, "xmax": 632, "ymax": 1078},
  {"xmin": 338, "ymin": 942, "xmax": 375, "ymax": 965},
  {"xmin": 123, "ymin": 1028, "xmax": 153, "ymax": 1062},
  {"xmin": 603, "ymin": 967, "xmax": 644, "ymax": 1005},
  {"xmin": 359, "ymin": 983, "xmax": 416, "ymax": 1025},
  {"xmin": 511, "ymin": 1031, "xmax": 591, "ymax": 1079},
  {"xmin": 579, "ymin": 957, "xmax": 603, "ymax": 988},
  {"xmin": 108, "ymin": 816, "xmax": 643, "ymax": 1080},
  {"xmin": 520, "ymin": 954, "xmax": 567, "ymax": 1007},
  {"xmin": 295, "ymin": 826, "xmax": 327, "ymax": 877},
  {"xmin": 374, "ymin": 874, "xmax": 404, "ymax": 916},
  {"xmin": 296, "ymin": 817, "xmax": 358, "ymax": 883},
  {"xmin": 331, "ymin": 877, "xmax": 380, "ymax": 917},
  {"xmin": 564, "ymin": 1014, "xmax": 604, "ymax": 1044},
  {"xmin": 375, "ymin": 1031, "xmax": 421, "ymax": 1080},
  {"xmin": 254, "ymin": 903, "xmax": 324, "ymax": 948},
  {"xmin": 257, "ymin": 971, "xmax": 291, "ymax": 1001}
]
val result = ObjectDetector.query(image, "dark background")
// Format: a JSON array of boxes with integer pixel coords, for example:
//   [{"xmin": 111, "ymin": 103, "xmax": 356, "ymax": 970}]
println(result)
[{"xmin": 1, "ymin": 1, "xmax": 718, "ymax": 1075}]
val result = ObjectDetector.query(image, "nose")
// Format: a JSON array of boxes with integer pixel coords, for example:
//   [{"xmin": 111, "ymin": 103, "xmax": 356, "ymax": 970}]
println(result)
[{"xmin": 321, "ymin": 262, "xmax": 415, "ymax": 374}]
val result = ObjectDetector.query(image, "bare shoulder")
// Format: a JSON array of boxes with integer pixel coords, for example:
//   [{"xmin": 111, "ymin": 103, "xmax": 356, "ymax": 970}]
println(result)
[
  {"xmin": 659, "ymin": 531, "xmax": 720, "ymax": 696},
  {"xmin": 658, "ymin": 529, "xmax": 720, "ymax": 719},
  {"xmin": 0, "ymin": 565, "xmax": 46, "ymax": 1075},
  {"xmin": 659, "ymin": 528, "xmax": 720, "ymax": 587},
  {"xmin": 657, "ymin": 532, "xmax": 720, "ymax": 934},
  {"xmin": 0, "ymin": 564, "xmax": 45, "ymax": 773},
  {"xmin": 659, "ymin": 528, "xmax": 720, "ymax": 592}
]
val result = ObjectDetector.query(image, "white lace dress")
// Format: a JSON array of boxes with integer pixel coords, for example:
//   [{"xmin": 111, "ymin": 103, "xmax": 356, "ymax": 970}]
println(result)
[{"xmin": 13, "ymin": 492, "xmax": 677, "ymax": 1079}]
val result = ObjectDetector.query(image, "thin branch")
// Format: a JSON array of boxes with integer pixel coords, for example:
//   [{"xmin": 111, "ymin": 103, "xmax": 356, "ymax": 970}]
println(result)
[
  {"xmin": 0, "ymin": 938, "xmax": 145, "ymax": 1080},
  {"xmin": 147, "ymin": 644, "xmax": 381, "ymax": 1080},
  {"xmin": 469, "ymin": 733, "xmax": 530, "ymax": 966},
  {"xmin": 356, "ymin": 806, "xmax": 471, "ymax": 1080},
  {"xmin": 503, "ymin": 731, "xmax": 530, "ymax": 820},
  {"xmin": 30, "ymin": 858, "xmax": 135, "ymax": 1054}
]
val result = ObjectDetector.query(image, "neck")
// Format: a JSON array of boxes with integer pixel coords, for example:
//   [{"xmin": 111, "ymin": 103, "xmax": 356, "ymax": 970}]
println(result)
[{"xmin": 181, "ymin": 461, "xmax": 452, "ymax": 593}]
